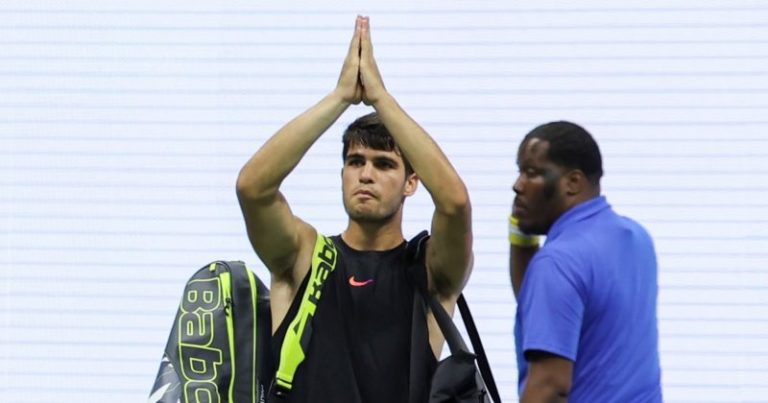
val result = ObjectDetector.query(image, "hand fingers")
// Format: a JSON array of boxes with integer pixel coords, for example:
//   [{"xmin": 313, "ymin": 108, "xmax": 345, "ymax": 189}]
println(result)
[
  {"xmin": 360, "ymin": 16, "xmax": 372, "ymax": 60},
  {"xmin": 346, "ymin": 15, "xmax": 363, "ymax": 61}
]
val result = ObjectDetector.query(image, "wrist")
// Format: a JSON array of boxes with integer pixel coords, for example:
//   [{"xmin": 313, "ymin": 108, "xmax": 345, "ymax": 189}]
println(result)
[
  {"xmin": 509, "ymin": 214, "xmax": 540, "ymax": 248},
  {"xmin": 369, "ymin": 91, "xmax": 393, "ymax": 109},
  {"xmin": 329, "ymin": 87, "xmax": 356, "ymax": 107}
]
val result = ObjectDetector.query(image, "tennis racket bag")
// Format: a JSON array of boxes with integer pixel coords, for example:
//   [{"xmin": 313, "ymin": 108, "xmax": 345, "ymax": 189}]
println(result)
[{"xmin": 149, "ymin": 261, "xmax": 273, "ymax": 403}]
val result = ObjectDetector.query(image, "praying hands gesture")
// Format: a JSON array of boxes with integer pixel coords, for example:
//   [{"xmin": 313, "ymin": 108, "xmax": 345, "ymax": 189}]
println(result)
[{"xmin": 335, "ymin": 16, "xmax": 387, "ymax": 107}]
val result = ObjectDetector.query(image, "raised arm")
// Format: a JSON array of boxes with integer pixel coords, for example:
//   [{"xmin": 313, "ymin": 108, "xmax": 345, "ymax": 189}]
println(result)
[
  {"xmin": 358, "ymin": 17, "xmax": 472, "ymax": 299},
  {"xmin": 509, "ymin": 214, "xmax": 540, "ymax": 298},
  {"xmin": 236, "ymin": 17, "xmax": 364, "ymax": 285}
]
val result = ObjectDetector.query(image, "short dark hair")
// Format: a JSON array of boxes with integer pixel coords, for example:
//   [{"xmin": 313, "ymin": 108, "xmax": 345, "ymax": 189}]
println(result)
[
  {"xmin": 522, "ymin": 121, "xmax": 603, "ymax": 185},
  {"xmin": 342, "ymin": 112, "xmax": 414, "ymax": 176}
]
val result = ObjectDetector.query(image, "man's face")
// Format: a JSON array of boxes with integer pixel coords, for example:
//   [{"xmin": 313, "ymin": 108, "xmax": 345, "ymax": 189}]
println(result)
[
  {"xmin": 512, "ymin": 138, "xmax": 567, "ymax": 235},
  {"xmin": 341, "ymin": 144, "xmax": 417, "ymax": 222}
]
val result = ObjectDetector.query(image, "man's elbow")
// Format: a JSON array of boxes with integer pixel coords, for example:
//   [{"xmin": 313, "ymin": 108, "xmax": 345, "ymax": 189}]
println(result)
[
  {"xmin": 436, "ymin": 183, "xmax": 471, "ymax": 217},
  {"xmin": 235, "ymin": 168, "xmax": 255, "ymax": 200},
  {"xmin": 236, "ymin": 166, "xmax": 271, "ymax": 203}
]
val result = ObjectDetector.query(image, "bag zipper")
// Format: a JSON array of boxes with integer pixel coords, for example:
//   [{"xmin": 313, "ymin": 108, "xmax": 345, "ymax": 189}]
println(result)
[{"xmin": 217, "ymin": 262, "xmax": 237, "ymax": 403}]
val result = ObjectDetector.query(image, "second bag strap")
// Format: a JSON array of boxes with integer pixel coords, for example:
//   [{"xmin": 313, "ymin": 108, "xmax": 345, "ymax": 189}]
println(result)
[{"xmin": 457, "ymin": 294, "xmax": 502, "ymax": 403}]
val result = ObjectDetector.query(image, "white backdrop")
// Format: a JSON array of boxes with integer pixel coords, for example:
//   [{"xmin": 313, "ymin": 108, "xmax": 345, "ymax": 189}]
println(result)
[{"xmin": 2, "ymin": 1, "xmax": 768, "ymax": 402}]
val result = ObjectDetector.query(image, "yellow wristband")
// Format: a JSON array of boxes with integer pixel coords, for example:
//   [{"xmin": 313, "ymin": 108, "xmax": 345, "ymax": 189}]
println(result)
[{"xmin": 508, "ymin": 214, "xmax": 540, "ymax": 247}]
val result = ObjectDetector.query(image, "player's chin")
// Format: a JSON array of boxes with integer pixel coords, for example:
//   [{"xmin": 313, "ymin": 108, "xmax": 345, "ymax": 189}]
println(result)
[
  {"xmin": 352, "ymin": 208, "xmax": 390, "ymax": 223},
  {"xmin": 346, "ymin": 204, "xmax": 374, "ymax": 219}
]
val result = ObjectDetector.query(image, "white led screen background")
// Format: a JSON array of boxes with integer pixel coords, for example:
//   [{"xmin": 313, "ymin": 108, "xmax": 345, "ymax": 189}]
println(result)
[{"xmin": 1, "ymin": 1, "xmax": 767, "ymax": 401}]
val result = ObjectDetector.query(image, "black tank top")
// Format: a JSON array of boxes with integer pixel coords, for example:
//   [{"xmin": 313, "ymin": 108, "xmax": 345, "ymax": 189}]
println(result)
[{"xmin": 270, "ymin": 235, "xmax": 436, "ymax": 403}]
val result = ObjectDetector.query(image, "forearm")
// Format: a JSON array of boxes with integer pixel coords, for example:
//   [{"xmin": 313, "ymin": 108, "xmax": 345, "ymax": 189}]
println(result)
[
  {"xmin": 510, "ymin": 244, "xmax": 539, "ymax": 298},
  {"xmin": 509, "ymin": 214, "xmax": 540, "ymax": 299},
  {"xmin": 237, "ymin": 90, "xmax": 350, "ymax": 200},
  {"xmin": 372, "ymin": 93, "xmax": 469, "ymax": 212}
]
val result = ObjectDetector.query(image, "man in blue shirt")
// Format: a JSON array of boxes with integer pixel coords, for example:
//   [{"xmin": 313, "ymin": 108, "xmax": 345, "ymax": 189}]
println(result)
[{"xmin": 509, "ymin": 121, "xmax": 663, "ymax": 402}]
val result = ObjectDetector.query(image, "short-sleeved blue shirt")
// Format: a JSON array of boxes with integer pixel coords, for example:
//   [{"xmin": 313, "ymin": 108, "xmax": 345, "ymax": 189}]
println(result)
[{"xmin": 515, "ymin": 196, "xmax": 662, "ymax": 402}]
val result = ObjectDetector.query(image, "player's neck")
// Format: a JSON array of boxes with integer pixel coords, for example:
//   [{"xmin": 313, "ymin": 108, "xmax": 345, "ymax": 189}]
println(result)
[{"xmin": 342, "ymin": 217, "xmax": 405, "ymax": 251}]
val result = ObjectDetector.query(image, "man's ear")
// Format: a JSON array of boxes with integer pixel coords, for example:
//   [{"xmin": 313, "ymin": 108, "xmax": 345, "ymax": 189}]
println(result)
[
  {"xmin": 404, "ymin": 173, "xmax": 419, "ymax": 197},
  {"xmin": 563, "ymin": 169, "xmax": 587, "ymax": 196}
]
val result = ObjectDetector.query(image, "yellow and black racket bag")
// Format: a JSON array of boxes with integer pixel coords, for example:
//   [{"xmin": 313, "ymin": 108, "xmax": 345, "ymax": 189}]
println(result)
[{"xmin": 149, "ymin": 261, "xmax": 272, "ymax": 403}]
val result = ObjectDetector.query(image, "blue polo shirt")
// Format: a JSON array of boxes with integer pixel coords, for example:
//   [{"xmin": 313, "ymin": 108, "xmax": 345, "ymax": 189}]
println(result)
[{"xmin": 515, "ymin": 196, "xmax": 662, "ymax": 402}]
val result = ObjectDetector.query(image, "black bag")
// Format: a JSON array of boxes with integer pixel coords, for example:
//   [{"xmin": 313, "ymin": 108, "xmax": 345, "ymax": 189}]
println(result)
[
  {"xmin": 406, "ymin": 231, "xmax": 502, "ymax": 403},
  {"xmin": 148, "ymin": 261, "xmax": 273, "ymax": 403},
  {"xmin": 150, "ymin": 234, "xmax": 340, "ymax": 403}
]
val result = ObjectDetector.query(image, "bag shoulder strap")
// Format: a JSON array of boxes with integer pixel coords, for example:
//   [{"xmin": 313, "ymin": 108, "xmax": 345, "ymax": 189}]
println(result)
[
  {"xmin": 273, "ymin": 233, "xmax": 338, "ymax": 396},
  {"xmin": 457, "ymin": 294, "xmax": 502, "ymax": 403},
  {"xmin": 406, "ymin": 230, "xmax": 436, "ymax": 403},
  {"xmin": 406, "ymin": 230, "xmax": 502, "ymax": 403},
  {"xmin": 405, "ymin": 231, "xmax": 467, "ymax": 354}
]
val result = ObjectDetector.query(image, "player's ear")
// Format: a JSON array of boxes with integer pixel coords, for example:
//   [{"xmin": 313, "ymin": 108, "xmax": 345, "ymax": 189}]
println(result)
[{"xmin": 404, "ymin": 173, "xmax": 418, "ymax": 197}]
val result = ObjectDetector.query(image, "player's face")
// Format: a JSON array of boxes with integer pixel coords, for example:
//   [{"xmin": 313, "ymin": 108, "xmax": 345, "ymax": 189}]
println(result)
[
  {"xmin": 512, "ymin": 138, "xmax": 567, "ymax": 235},
  {"xmin": 342, "ymin": 144, "xmax": 417, "ymax": 223}
]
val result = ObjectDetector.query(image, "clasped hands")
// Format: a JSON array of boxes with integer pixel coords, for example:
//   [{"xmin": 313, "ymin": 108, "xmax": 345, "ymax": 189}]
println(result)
[{"xmin": 337, "ymin": 15, "xmax": 386, "ymax": 106}]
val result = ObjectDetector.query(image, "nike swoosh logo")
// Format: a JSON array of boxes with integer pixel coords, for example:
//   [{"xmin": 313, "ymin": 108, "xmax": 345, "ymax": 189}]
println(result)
[{"xmin": 348, "ymin": 275, "xmax": 374, "ymax": 287}]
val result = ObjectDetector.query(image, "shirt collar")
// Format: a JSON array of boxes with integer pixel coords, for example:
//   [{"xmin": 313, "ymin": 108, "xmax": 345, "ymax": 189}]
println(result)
[{"xmin": 545, "ymin": 195, "xmax": 610, "ymax": 242}]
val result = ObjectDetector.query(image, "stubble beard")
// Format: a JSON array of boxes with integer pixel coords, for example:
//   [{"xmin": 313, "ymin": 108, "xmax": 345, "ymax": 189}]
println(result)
[
  {"xmin": 522, "ymin": 172, "xmax": 560, "ymax": 235},
  {"xmin": 345, "ymin": 204, "xmax": 398, "ymax": 224},
  {"xmin": 344, "ymin": 195, "xmax": 403, "ymax": 225}
]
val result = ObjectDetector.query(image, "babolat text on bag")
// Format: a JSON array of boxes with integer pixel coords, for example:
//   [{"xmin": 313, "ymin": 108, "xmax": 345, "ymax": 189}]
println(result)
[{"xmin": 149, "ymin": 261, "xmax": 272, "ymax": 403}]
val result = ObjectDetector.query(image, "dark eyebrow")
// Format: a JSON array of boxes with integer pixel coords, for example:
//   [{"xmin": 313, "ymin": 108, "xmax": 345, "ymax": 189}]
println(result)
[
  {"xmin": 345, "ymin": 152, "xmax": 364, "ymax": 161},
  {"xmin": 373, "ymin": 155, "xmax": 398, "ymax": 165},
  {"xmin": 345, "ymin": 152, "xmax": 399, "ymax": 165}
]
